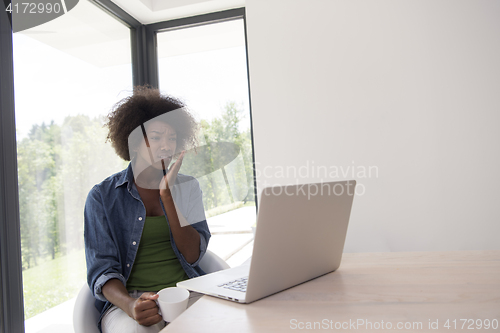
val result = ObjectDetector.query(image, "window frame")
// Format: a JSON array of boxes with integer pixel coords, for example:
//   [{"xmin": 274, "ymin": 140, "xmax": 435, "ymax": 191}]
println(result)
[
  {"xmin": 147, "ymin": 7, "xmax": 258, "ymax": 214},
  {"xmin": 0, "ymin": 2, "xmax": 256, "ymax": 332},
  {"xmin": 1, "ymin": 2, "xmax": 24, "ymax": 333}
]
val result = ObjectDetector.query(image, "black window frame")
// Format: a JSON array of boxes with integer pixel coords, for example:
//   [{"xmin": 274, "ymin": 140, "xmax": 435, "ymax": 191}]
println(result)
[{"xmin": 0, "ymin": 2, "xmax": 255, "ymax": 332}]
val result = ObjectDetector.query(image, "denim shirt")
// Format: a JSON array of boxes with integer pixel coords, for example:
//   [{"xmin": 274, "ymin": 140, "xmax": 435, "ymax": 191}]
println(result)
[{"xmin": 84, "ymin": 163, "xmax": 210, "ymax": 328}]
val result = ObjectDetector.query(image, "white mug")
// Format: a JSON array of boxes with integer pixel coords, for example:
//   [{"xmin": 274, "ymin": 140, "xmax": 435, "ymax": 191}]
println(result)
[{"xmin": 156, "ymin": 287, "xmax": 190, "ymax": 323}]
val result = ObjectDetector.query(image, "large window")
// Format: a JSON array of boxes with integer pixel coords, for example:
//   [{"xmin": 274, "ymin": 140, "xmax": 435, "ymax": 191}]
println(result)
[
  {"xmin": 3, "ymin": 3, "xmax": 253, "ymax": 332},
  {"xmin": 12, "ymin": 1, "xmax": 132, "ymax": 330},
  {"xmin": 157, "ymin": 18, "xmax": 255, "ymax": 266}
]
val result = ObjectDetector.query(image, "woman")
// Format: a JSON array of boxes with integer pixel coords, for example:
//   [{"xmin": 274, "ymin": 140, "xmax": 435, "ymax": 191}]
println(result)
[{"xmin": 84, "ymin": 86, "xmax": 210, "ymax": 333}]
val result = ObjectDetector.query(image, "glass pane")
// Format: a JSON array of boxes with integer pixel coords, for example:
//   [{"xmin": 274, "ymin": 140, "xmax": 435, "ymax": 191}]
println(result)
[
  {"xmin": 157, "ymin": 19, "xmax": 256, "ymax": 266},
  {"xmin": 12, "ymin": 1, "xmax": 132, "ymax": 331}
]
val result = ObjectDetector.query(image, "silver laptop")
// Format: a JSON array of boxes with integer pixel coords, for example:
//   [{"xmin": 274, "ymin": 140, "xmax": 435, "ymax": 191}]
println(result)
[{"xmin": 177, "ymin": 180, "xmax": 356, "ymax": 303}]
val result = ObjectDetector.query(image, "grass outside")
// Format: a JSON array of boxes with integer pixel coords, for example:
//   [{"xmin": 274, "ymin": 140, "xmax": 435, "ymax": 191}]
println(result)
[{"xmin": 22, "ymin": 249, "xmax": 87, "ymax": 319}]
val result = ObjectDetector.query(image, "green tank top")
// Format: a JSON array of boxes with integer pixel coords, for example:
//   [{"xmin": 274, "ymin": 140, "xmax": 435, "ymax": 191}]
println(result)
[{"xmin": 127, "ymin": 215, "xmax": 188, "ymax": 291}]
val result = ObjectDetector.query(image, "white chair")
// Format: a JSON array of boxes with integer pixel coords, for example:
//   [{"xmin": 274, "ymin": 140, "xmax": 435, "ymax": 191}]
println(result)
[
  {"xmin": 198, "ymin": 249, "xmax": 230, "ymax": 273},
  {"xmin": 73, "ymin": 250, "xmax": 229, "ymax": 333}
]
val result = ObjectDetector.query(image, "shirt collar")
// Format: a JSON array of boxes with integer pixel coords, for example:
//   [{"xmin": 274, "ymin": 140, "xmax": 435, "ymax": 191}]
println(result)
[{"xmin": 115, "ymin": 162, "xmax": 134, "ymax": 189}]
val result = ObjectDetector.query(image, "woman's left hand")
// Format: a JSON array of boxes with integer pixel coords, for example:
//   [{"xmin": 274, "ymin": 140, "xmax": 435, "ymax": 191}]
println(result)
[{"xmin": 160, "ymin": 151, "xmax": 185, "ymax": 198}]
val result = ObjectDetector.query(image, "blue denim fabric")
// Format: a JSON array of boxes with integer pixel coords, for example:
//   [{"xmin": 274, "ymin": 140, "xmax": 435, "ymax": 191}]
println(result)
[{"xmin": 84, "ymin": 163, "xmax": 210, "ymax": 330}]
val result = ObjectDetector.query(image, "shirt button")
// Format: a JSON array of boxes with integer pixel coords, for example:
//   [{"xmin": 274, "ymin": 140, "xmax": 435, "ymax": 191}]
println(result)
[
  {"xmin": 132, "ymin": 241, "xmax": 136, "ymax": 245},
  {"xmin": 127, "ymin": 264, "xmax": 130, "ymax": 267},
  {"xmin": 138, "ymin": 217, "xmax": 143, "ymax": 221}
]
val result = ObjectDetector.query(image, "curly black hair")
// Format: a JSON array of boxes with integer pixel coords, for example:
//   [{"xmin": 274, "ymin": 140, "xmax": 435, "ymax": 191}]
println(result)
[{"xmin": 106, "ymin": 86, "xmax": 198, "ymax": 161}]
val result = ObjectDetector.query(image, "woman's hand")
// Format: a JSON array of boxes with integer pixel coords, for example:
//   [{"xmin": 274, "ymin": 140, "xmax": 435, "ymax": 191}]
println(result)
[
  {"xmin": 102, "ymin": 279, "xmax": 163, "ymax": 327},
  {"xmin": 160, "ymin": 151, "xmax": 185, "ymax": 199},
  {"xmin": 128, "ymin": 292, "xmax": 163, "ymax": 326}
]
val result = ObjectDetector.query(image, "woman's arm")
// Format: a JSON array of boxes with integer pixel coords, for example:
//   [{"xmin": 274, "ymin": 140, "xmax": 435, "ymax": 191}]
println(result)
[
  {"xmin": 160, "ymin": 151, "xmax": 201, "ymax": 264},
  {"xmin": 101, "ymin": 279, "xmax": 162, "ymax": 326},
  {"xmin": 85, "ymin": 186, "xmax": 127, "ymax": 301},
  {"xmin": 160, "ymin": 191, "xmax": 201, "ymax": 264}
]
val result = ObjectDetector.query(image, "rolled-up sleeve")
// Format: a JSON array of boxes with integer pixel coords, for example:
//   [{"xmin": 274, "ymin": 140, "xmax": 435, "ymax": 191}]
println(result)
[
  {"xmin": 84, "ymin": 186, "xmax": 125, "ymax": 302},
  {"xmin": 182, "ymin": 219, "xmax": 210, "ymax": 267}
]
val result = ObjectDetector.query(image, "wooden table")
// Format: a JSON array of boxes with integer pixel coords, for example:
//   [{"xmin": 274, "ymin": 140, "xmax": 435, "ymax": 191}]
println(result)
[{"xmin": 161, "ymin": 251, "xmax": 500, "ymax": 332}]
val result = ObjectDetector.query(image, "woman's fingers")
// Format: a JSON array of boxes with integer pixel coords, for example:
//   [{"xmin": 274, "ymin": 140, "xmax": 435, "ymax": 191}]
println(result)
[
  {"xmin": 164, "ymin": 151, "xmax": 185, "ymax": 188},
  {"xmin": 133, "ymin": 296, "xmax": 163, "ymax": 326},
  {"xmin": 170, "ymin": 151, "xmax": 185, "ymax": 173},
  {"xmin": 159, "ymin": 151, "xmax": 186, "ymax": 197},
  {"xmin": 139, "ymin": 292, "xmax": 159, "ymax": 301},
  {"xmin": 136, "ymin": 311, "xmax": 163, "ymax": 326},
  {"xmin": 134, "ymin": 298, "xmax": 156, "ymax": 313}
]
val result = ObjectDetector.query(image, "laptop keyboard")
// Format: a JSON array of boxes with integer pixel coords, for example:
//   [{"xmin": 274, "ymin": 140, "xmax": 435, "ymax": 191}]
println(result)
[{"xmin": 218, "ymin": 276, "xmax": 248, "ymax": 292}]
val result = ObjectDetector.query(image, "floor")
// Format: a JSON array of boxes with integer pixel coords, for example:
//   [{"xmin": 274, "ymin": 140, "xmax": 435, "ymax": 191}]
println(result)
[
  {"xmin": 24, "ymin": 206, "xmax": 256, "ymax": 333},
  {"xmin": 206, "ymin": 206, "xmax": 256, "ymax": 267}
]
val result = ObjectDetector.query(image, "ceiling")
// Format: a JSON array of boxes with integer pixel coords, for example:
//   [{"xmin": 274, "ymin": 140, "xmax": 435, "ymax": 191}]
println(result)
[
  {"xmin": 16, "ymin": 0, "xmax": 246, "ymax": 68},
  {"xmin": 111, "ymin": 0, "xmax": 245, "ymax": 24}
]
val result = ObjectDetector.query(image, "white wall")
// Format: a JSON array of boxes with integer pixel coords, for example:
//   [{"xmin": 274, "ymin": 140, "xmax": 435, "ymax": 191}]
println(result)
[{"xmin": 245, "ymin": 0, "xmax": 500, "ymax": 252}]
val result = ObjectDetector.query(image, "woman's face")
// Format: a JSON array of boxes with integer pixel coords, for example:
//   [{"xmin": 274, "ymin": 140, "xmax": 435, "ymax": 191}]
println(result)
[{"xmin": 135, "ymin": 120, "xmax": 177, "ymax": 170}]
